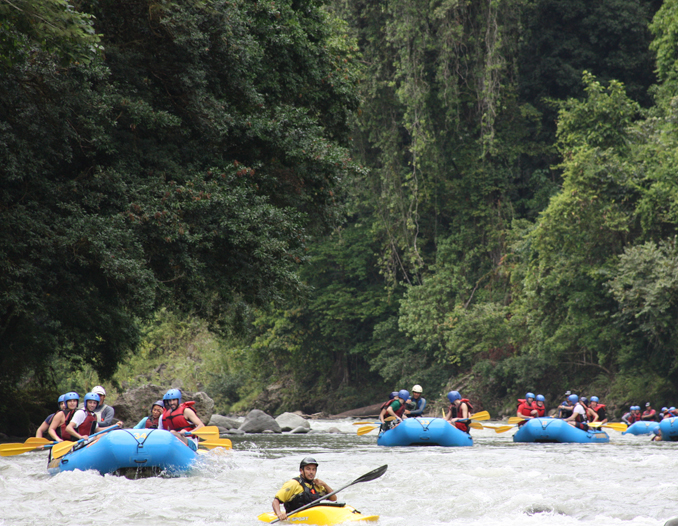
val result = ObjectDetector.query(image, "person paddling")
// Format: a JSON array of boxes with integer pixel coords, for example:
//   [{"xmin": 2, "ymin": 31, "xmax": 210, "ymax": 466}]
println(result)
[
  {"xmin": 36, "ymin": 394, "xmax": 65, "ymax": 438},
  {"xmin": 134, "ymin": 400, "xmax": 164, "ymax": 429},
  {"xmin": 379, "ymin": 389, "xmax": 409, "ymax": 431},
  {"xmin": 565, "ymin": 394, "xmax": 593, "ymax": 431},
  {"xmin": 557, "ymin": 393, "xmax": 574, "ymax": 419},
  {"xmin": 445, "ymin": 391, "xmax": 473, "ymax": 433},
  {"xmin": 64, "ymin": 392, "xmax": 122, "ymax": 440},
  {"xmin": 642, "ymin": 403, "xmax": 657, "ymax": 421},
  {"xmin": 404, "ymin": 385, "xmax": 427, "ymax": 418},
  {"xmin": 517, "ymin": 392, "xmax": 537, "ymax": 423},
  {"xmin": 91, "ymin": 386, "xmax": 116, "ymax": 427},
  {"xmin": 534, "ymin": 395, "xmax": 546, "ymax": 417},
  {"xmin": 48, "ymin": 392, "xmax": 80, "ymax": 442},
  {"xmin": 589, "ymin": 396, "xmax": 607, "ymax": 424},
  {"xmin": 158, "ymin": 388, "xmax": 205, "ymax": 450},
  {"xmin": 272, "ymin": 457, "xmax": 336, "ymax": 522}
]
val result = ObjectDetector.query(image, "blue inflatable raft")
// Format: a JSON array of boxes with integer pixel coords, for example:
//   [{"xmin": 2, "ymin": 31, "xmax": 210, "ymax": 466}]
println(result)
[
  {"xmin": 659, "ymin": 417, "xmax": 678, "ymax": 441},
  {"xmin": 377, "ymin": 417, "xmax": 473, "ymax": 447},
  {"xmin": 513, "ymin": 418, "xmax": 610, "ymax": 444},
  {"xmin": 47, "ymin": 429, "xmax": 197, "ymax": 476},
  {"xmin": 622, "ymin": 421, "xmax": 660, "ymax": 435}
]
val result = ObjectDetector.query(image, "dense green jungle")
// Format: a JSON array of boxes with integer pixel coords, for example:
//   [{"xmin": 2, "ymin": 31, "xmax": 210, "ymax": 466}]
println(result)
[{"xmin": 3, "ymin": 0, "xmax": 678, "ymax": 435}]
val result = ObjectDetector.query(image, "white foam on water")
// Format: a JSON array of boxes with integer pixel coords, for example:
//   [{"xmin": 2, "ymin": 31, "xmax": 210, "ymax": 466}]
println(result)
[{"xmin": 1, "ymin": 420, "xmax": 676, "ymax": 525}]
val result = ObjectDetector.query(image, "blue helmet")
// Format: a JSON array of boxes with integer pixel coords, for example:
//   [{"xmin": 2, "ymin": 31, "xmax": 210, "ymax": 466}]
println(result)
[
  {"xmin": 536, "ymin": 394, "xmax": 545, "ymax": 402},
  {"xmin": 580, "ymin": 397, "xmax": 589, "ymax": 406},
  {"xmin": 63, "ymin": 392, "xmax": 80, "ymax": 404},
  {"xmin": 526, "ymin": 392, "xmax": 535, "ymax": 400},
  {"xmin": 152, "ymin": 400, "xmax": 164, "ymax": 410},
  {"xmin": 163, "ymin": 389, "xmax": 182, "ymax": 407},
  {"xmin": 590, "ymin": 396, "xmax": 599, "ymax": 403},
  {"xmin": 389, "ymin": 391, "xmax": 398, "ymax": 400},
  {"xmin": 84, "ymin": 392, "xmax": 101, "ymax": 409},
  {"xmin": 662, "ymin": 407, "xmax": 668, "ymax": 412},
  {"xmin": 398, "ymin": 389, "xmax": 410, "ymax": 401},
  {"xmin": 670, "ymin": 407, "xmax": 676, "ymax": 412},
  {"xmin": 57, "ymin": 394, "xmax": 66, "ymax": 404},
  {"xmin": 447, "ymin": 391, "xmax": 461, "ymax": 403},
  {"xmin": 568, "ymin": 394, "xmax": 579, "ymax": 404}
]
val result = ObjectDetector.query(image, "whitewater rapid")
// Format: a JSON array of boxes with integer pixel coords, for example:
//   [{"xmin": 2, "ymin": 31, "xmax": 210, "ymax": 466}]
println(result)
[{"xmin": 1, "ymin": 419, "xmax": 676, "ymax": 525}]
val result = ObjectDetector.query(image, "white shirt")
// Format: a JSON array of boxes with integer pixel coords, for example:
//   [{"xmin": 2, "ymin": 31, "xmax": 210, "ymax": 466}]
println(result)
[
  {"xmin": 573, "ymin": 404, "xmax": 586, "ymax": 417},
  {"xmin": 69, "ymin": 409, "xmax": 89, "ymax": 429}
]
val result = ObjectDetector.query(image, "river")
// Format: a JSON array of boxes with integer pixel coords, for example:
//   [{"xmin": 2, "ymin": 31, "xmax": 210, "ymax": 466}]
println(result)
[{"xmin": 1, "ymin": 419, "xmax": 676, "ymax": 526}]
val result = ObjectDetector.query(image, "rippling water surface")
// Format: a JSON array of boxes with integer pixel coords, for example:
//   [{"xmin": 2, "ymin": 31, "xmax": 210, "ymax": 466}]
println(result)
[{"xmin": 1, "ymin": 419, "xmax": 676, "ymax": 526}]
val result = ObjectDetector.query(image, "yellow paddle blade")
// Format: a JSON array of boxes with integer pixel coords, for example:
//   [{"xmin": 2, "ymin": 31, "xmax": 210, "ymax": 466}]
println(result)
[
  {"xmin": 191, "ymin": 426, "xmax": 220, "ymax": 440},
  {"xmin": 602, "ymin": 423, "xmax": 627, "ymax": 432},
  {"xmin": 199, "ymin": 438, "xmax": 233, "ymax": 450},
  {"xmin": 469, "ymin": 422, "xmax": 484, "ymax": 430},
  {"xmin": 470, "ymin": 411, "xmax": 490, "ymax": 421},
  {"xmin": 0, "ymin": 445, "xmax": 47, "ymax": 457},
  {"xmin": 25, "ymin": 437, "xmax": 52, "ymax": 446},
  {"xmin": 508, "ymin": 416, "xmax": 525, "ymax": 424},
  {"xmin": 494, "ymin": 425, "xmax": 516, "ymax": 434},
  {"xmin": 51, "ymin": 440, "xmax": 75, "ymax": 459},
  {"xmin": 0, "ymin": 442, "xmax": 28, "ymax": 450},
  {"xmin": 357, "ymin": 425, "xmax": 379, "ymax": 436}
]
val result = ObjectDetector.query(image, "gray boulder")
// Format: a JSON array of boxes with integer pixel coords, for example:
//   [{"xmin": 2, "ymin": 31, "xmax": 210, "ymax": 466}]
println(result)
[
  {"xmin": 221, "ymin": 428, "xmax": 245, "ymax": 437},
  {"xmin": 290, "ymin": 426, "xmax": 310, "ymax": 434},
  {"xmin": 209, "ymin": 414, "xmax": 242, "ymax": 429},
  {"xmin": 275, "ymin": 412, "xmax": 311, "ymax": 432},
  {"xmin": 327, "ymin": 427, "xmax": 342, "ymax": 434},
  {"xmin": 111, "ymin": 384, "xmax": 214, "ymax": 425},
  {"xmin": 238, "ymin": 409, "xmax": 282, "ymax": 433}
]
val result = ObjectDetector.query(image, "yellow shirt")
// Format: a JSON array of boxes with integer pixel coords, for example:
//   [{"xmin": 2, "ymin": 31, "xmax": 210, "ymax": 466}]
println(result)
[{"xmin": 274, "ymin": 478, "xmax": 327, "ymax": 503}]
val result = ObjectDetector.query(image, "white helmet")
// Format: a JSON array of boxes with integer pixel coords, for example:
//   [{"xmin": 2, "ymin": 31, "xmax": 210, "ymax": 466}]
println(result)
[
  {"xmin": 412, "ymin": 384, "xmax": 423, "ymax": 393},
  {"xmin": 92, "ymin": 385, "xmax": 106, "ymax": 396}
]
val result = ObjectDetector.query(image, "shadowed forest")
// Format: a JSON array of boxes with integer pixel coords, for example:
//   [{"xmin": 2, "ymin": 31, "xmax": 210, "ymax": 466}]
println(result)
[{"xmin": 3, "ymin": 0, "xmax": 678, "ymax": 434}]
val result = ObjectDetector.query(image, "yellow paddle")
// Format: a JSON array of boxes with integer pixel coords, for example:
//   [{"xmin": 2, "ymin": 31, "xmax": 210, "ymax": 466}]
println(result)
[
  {"xmin": 189, "ymin": 426, "xmax": 220, "ymax": 441},
  {"xmin": 353, "ymin": 417, "xmax": 395, "ymax": 425},
  {"xmin": 0, "ymin": 444, "xmax": 53, "ymax": 457},
  {"xmin": 357, "ymin": 425, "xmax": 380, "ymax": 436},
  {"xmin": 51, "ymin": 426, "xmax": 121, "ymax": 459},
  {"xmin": 25, "ymin": 437, "xmax": 53, "ymax": 446},
  {"xmin": 589, "ymin": 422, "xmax": 627, "ymax": 432},
  {"xmin": 492, "ymin": 425, "xmax": 516, "ymax": 434},
  {"xmin": 0, "ymin": 438, "xmax": 55, "ymax": 456},
  {"xmin": 508, "ymin": 416, "xmax": 525, "ymax": 424},
  {"xmin": 198, "ymin": 438, "xmax": 233, "ymax": 450}
]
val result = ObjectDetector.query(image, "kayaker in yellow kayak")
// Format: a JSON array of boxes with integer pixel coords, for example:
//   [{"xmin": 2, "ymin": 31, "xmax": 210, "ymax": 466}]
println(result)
[{"xmin": 271, "ymin": 457, "xmax": 336, "ymax": 522}]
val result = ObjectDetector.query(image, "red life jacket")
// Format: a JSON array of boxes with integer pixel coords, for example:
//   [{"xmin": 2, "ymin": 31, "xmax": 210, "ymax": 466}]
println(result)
[
  {"xmin": 642, "ymin": 409, "xmax": 656, "ymax": 420},
  {"xmin": 62, "ymin": 409, "xmax": 97, "ymax": 441},
  {"xmin": 628, "ymin": 412, "xmax": 641, "ymax": 424},
  {"xmin": 162, "ymin": 401, "xmax": 198, "ymax": 432},
  {"xmin": 534, "ymin": 403, "xmax": 546, "ymax": 417},
  {"xmin": 59, "ymin": 409, "xmax": 77, "ymax": 441},
  {"xmin": 381, "ymin": 400, "xmax": 405, "ymax": 418},
  {"xmin": 145, "ymin": 416, "xmax": 160, "ymax": 429},
  {"xmin": 517, "ymin": 399, "xmax": 535, "ymax": 417},
  {"xmin": 449, "ymin": 399, "xmax": 474, "ymax": 433}
]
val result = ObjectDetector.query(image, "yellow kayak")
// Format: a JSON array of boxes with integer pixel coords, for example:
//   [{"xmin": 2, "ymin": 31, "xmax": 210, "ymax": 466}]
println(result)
[{"xmin": 257, "ymin": 503, "xmax": 379, "ymax": 525}]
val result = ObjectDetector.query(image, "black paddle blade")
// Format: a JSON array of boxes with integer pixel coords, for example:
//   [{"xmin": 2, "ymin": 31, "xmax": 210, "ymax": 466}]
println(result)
[{"xmin": 354, "ymin": 464, "xmax": 387, "ymax": 484}]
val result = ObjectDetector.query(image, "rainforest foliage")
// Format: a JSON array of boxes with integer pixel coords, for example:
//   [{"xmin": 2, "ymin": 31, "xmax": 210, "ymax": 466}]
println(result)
[{"xmin": 3, "ymin": 0, "xmax": 678, "ymax": 431}]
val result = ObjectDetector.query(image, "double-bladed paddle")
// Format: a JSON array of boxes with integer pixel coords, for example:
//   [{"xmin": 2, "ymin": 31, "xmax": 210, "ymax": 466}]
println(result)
[{"xmin": 270, "ymin": 465, "xmax": 388, "ymax": 524}]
